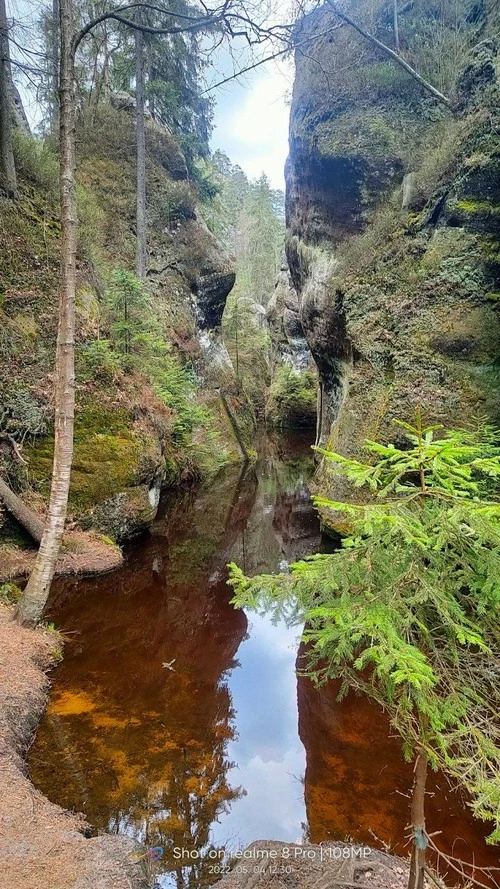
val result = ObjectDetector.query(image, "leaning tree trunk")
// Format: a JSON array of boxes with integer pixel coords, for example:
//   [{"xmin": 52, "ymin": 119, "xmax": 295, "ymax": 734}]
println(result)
[
  {"xmin": 408, "ymin": 751, "xmax": 428, "ymax": 889},
  {"xmin": 15, "ymin": 0, "xmax": 76, "ymax": 627},
  {"xmin": 135, "ymin": 5, "xmax": 147, "ymax": 280},
  {"xmin": 0, "ymin": 0, "xmax": 16, "ymax": 197},
  {"xmin": 0, "ymin": 476, "xmax": 44, "ymax": 542},
  {"xmin": 325, "ymin": 0, "xmax": 452, "ymax": 109},
  {"xmin": 393, "ymin": 0, "xmax": 400, "ymax": 51}
]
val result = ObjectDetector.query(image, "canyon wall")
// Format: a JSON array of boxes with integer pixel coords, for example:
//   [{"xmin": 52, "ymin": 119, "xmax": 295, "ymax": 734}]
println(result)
[
  {"xmin": 284, "ymin": 0, "xmax": 500, "ymax": 518},
  {"xmin": 0, "ymin": 105, "xmax": 242, "ymax": 546}
]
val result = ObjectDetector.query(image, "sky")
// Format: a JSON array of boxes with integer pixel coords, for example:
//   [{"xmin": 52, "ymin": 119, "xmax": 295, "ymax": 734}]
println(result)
[
  {"xmin": 8, "ymin": 0, "xmax": 294, "ymax": 191},
  {"xmin": 208, "ymin": 55, "xmax": 294, "ymax": 189}
]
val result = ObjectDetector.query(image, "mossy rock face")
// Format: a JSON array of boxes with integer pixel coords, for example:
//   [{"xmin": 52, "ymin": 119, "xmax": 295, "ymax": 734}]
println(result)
[
  {"xmin": 267, "ymin": 367, "xmax": 317, "ymax": 429},
  {"xmin": 1, "ymin": 104, "xmax": 242, "ymax": 557},
  {"xmin": 76, "ymin": 107, "xmax": 235, "ymax": 339},
  {"xmin": 81, "ymin": 484, "xmax": 161, "ymax": 541},
  {"xmin": 285, "ymin": 2, "xmax": 500, "ymax": 531},
  {"xmin": 25, "ymin": 405, "xmax": 165, "ymax": 539}
]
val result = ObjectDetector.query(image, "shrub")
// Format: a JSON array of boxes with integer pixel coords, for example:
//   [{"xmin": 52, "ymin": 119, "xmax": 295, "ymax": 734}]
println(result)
[
  {"xmin": 12, "ymin": 131, "xmax": 59, "ymax": 195},
  {"xmin": 230, "ymin": 418, "xmax": 500, "ymax": 882},
  {"xmin": 77, "ymin": 339, "xmax": 122, "ymax": 382},
  {"xmin": 0, "ymin": 583, "xmax": 22, "ymax": 604},
  {"xmin": 267, "ymin": 365, "xmax": 317, "ymax": 429}
]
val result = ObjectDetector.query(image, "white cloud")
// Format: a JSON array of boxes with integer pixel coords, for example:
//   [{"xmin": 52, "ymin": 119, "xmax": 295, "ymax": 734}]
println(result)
[
  {"xmin": 211, "ymin": 60, "xmax": 293, "ymax": 189},
  {"xmin": 212, "ymin": 746, "xmax": 306, "ymax": 849}
]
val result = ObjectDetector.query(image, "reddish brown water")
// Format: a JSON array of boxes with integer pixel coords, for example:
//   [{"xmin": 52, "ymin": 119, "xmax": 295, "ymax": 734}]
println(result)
[{"xmin": 28, "ymin": 432, "xmax": 499, "ymax": 887}]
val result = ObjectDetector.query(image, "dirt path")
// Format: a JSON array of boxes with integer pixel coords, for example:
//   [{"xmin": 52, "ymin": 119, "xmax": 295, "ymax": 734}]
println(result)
[{"xmin": 0, "ymin": 605, "xmax": 146, "ymax": 889}]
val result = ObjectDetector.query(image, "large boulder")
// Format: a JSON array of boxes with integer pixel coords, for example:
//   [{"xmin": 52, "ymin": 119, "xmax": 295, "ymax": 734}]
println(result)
[{"xmin": 25, "ymin": 405, "xmax": 171, "ymax": 542}]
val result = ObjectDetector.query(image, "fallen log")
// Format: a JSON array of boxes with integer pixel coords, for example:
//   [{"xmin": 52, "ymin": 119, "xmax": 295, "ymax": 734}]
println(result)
[
  {"xmin": 0, "ymin": 476, "xmax": 44, "ymax": 542},
  {"xmin": 219, "ymin": 391, "xmax": 250, "ymax": 462}
]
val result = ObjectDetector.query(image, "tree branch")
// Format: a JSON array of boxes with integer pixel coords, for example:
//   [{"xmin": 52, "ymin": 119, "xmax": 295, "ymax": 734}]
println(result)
[
  {"xmin": 0, "ymin": 432, "xmax": 27, "ymax": 464},
  {"xmin": 202, "ymin": 22, "xmax": 343, "ymax": 93},
  {"xmin": 325, "ymin": 0, "xmax": 453, "ymax": 109},
  {"xmin": 73, "ymin": 3, "xmax": 223, "ymax": 53}
]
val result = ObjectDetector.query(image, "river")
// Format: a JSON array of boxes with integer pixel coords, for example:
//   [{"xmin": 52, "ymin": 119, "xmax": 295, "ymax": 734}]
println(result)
[{"xmin": 28, "ymin": 431, "xmax": 499, "ymax": 886}]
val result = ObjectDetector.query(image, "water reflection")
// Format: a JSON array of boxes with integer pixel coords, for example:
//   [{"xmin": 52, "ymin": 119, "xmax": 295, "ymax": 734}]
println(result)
[
  {"xmin": 298, "ymin": 653, "xmax": 500, "ymax": 877},
  {"xmin": 28, "ymin": 431, "xmax": 498, "ymax": 885},
  {"xmin": 214, "ymin": 613, "xmax": 305, "ymax": 851},
  {"xmin": 29, "ymin": 432, "xmax": 320, "ymax": 886}
]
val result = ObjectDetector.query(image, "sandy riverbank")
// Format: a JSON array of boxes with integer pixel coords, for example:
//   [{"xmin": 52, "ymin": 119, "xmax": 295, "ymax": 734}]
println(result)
[{"xmin": 0, "ymin": 604, "xmax": 146, "ymax": 889}]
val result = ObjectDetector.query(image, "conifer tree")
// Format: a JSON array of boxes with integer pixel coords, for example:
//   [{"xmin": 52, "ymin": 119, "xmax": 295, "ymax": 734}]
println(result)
[
  {"xmin": 229, "ymin": 417, "xmax": 500, "ymax": 888},
  {"xmin": 236, "ymin": 173, "xmax": 284, "ymax": 305}
]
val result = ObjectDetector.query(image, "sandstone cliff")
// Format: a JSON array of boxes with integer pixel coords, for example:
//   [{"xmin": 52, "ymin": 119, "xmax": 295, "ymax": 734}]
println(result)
[
  {"xmin": 0, "ymin": 105, "xmax": 242, "ymax": 547},
  {"xmin": 284, "ymin": 0, "xmax": 500, "ymax": 520}
]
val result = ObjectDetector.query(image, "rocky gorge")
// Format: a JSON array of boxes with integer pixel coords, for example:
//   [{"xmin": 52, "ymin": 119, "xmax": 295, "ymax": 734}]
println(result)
[
  {"xmin": 1, "ymin": 0, "xmax": 500, "ymax": 887},
  {"xmin": 0, "ymin": 104, "xmax": 249, "ymax": 569},
  {"xmin": 277, "ymin": 0, "xmax": 500, "ymax": 521}
]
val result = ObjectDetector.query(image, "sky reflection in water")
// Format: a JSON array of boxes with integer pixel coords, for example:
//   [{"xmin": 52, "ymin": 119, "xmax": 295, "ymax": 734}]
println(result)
[
  {"xmin": 28, "ymin": 431, "xmax": 499, "ymax": 886},
  {"xmin": 213, "ymin": 612, "xmax": 305, "ymax": 850},
  {"xmin": 28, "ymin": 432, "xmax": 321, "ymax": 885}
]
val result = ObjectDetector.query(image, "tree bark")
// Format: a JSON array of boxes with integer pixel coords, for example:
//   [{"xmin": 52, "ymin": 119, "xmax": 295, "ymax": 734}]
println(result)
[
  {"xmin": 408, "ymin": 751, "xmax": 428, "ymax": 889},
  {"xmin": 15, "ymin": 0, "xmax": 76, "ymax": 627},
  {"xmin": 325, "ymin": 0, "xmax": 452, "ymax": 109},
  {"xmin": 393, "ymin": 0, "xmax": 400, "ymax": 51},
  {"xmin": 135, "ymin": 5, "xmax": 147, "ymax": 280},
  {"xmin": 49, "ymin": 0, "xmax": 60, "ymax": 135},
  {"xmin": 0, "ymin": 476, "xmax": 44, "ymax": 542},
  {"xmin": 0, "ymin": 0, "xmax": 16, "ymax": 197}
]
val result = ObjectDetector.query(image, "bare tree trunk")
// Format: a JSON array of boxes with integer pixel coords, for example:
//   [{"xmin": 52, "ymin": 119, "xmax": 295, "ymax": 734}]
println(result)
[
  {"xmin": 219, "ymin": 391, "xmax": 249, "ymax": 462},
  {"xmin": 102, "ymin": 24, "xmax": 111, "ymax": 103},
  {"xmin": 0, "ymin": 0, "xmax": 16, "ymax": 197},
  {"xmin": 135, "ymin": 5, "xmax": 147, "ymax": 280},
  {"xmin": 147, "ymin": 43, "xmax": 155, "ymax": 118},
  {"xmin": 408, "ymin": 751, "xmax": 428, "ymax": 889},
  {"xmin": 49, "ymin": 0, "xmax": 60, "ymax": 135},
  {"xmin": 325, "ymin": 0, "xmax": 452, "ymax": 109},
  {"xmin": 0, "ymin": 476, "xmax": 44, "ymax": 542},
  {"xmin": 16, "ymin": 0, "xmax": 76, "ymax": 627},
  {"xmin": 393, "ymin": 0, "xmax": 400, "ymax": 51}
]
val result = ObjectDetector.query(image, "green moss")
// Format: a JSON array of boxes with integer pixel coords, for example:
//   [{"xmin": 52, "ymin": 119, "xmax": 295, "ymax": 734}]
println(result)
[
  {"xmin": 478, "ymin": 236, "xmax": 500, "ymax": 260},
  {"xmin": 163, "ymin": 453, "xmax": 181, "ymax": 486},
  {"xmin": 0, "ymin": 582, "xmax": 22, "ymax": 604},
  {"xmin": 456, "ymin": 199, "xmax": 500, "ymax": 216},
  {"xmin": 25, "ymin": 404, "xmax": 161, "ymax": 512},
  {"xmin": 267, "ymin": 366, "xmax": 317, "ymax": 429}
]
